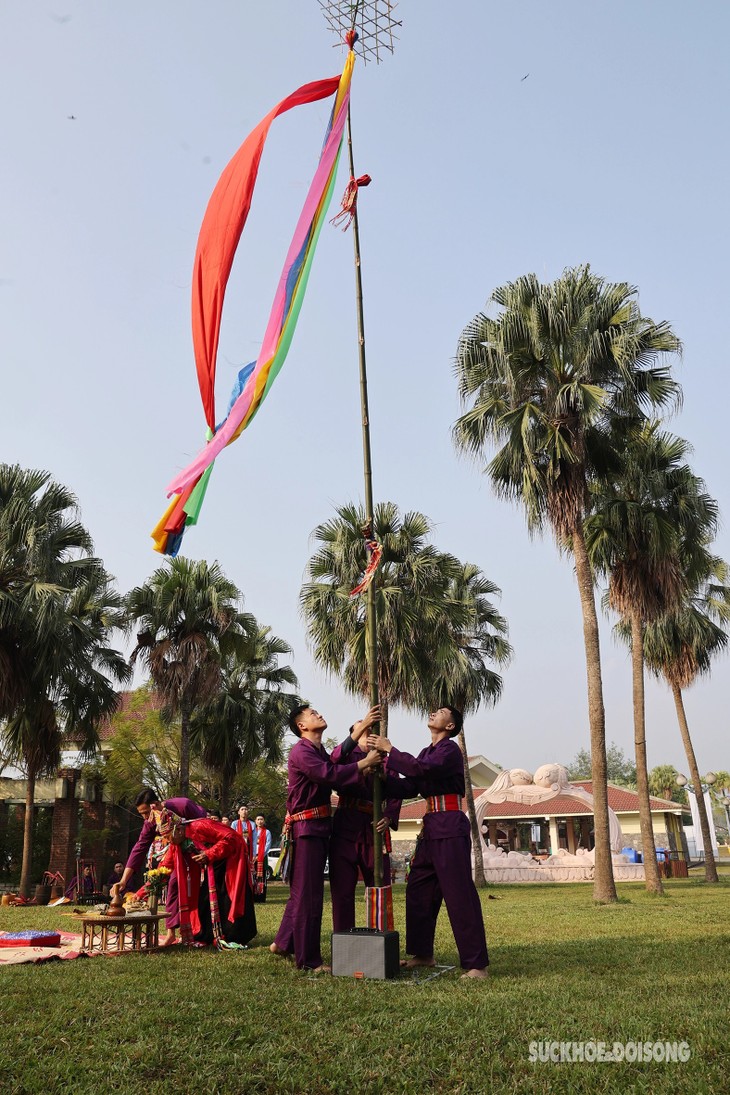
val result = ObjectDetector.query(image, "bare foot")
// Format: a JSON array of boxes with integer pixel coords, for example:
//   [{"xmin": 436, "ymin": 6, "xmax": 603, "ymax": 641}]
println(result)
[
  {"xmin": 460, "ymin": 967, "xmax": 489, "ymax": 980},
  {"xmin": 400, "ymin": 956, "xmax": 435, "ymax": 969},
  {"xmin": 311, "ymin": 964, "xmax": 331, "ymax": 975},
  {"xmin": 269, "ymin": 942, "xmax": 291, "ymax": 957},
  {"xmin": 159, "ymin": 931, "xmax": 177, "ymax": 947}
]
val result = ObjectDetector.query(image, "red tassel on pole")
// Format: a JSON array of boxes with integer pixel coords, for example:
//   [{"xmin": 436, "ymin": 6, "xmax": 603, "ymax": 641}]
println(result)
[
  {"xmin": 331, "ymin": 173, "xmax": 371, "ymax": 231},
  {"xmin": 349, "ymin": 538, "xmax": 383, "ymax": 597}
]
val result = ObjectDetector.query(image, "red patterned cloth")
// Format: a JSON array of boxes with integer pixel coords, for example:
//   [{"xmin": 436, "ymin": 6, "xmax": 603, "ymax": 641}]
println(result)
[
  {"xmin": 254, "ymin": 827, "xmax": 267, "ymax": 896},
  {"xmin": 285, "ymin": 805, "xmax": 332, "ymax": 825},
  {"xmin": 425, "ymin": 794, "xmax": 463, "ymax": 813}
]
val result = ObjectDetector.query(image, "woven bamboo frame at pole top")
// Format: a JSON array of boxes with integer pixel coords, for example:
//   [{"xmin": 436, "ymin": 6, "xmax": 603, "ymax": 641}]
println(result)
[{"xmin": 318, "ymin": 1, "xmax": 401, "ymax": 64}]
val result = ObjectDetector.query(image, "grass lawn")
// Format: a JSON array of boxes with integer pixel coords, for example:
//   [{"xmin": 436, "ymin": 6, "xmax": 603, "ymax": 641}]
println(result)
[{"xmin": 1, "ymin": 878, "xmax": 728, "ymax": 1094}]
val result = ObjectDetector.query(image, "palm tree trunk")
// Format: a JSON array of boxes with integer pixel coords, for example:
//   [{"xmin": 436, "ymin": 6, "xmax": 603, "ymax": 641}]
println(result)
[
  {"xmin": 19, "ymin": 768, "xmax": 36, "ymax": 898},
  {"xmin": 571, "ymin": 521, "xmax": 617, "ymax": 903},
  {"xmin": 220, "ymin": 768, "xmax": 232, "ymax": 817},
  {"xmin": 457, "ymin": 728, "xmax": 486, "ymax": 887},
  {"xmin": 670, "ymin": 681, "xmax": 718, "ymax": 883},
  {"xmin": 630, "ymin": 612, "xmax": 663, "ymax": 894},
  {"xmin": 180, "ymin": 701, "xmax": 191, "ymax": 797}
]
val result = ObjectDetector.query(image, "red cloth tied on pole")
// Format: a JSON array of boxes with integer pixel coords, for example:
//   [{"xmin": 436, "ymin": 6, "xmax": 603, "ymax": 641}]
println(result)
[
  {"xmin": 349, "ymin": 539, "xmax": 383, "ymax": 597},
  {"xmin": 366, "ymin": 884, "xmax": 395, "ymax": 932},
  {"xmin": 331, "ymin": 173, "xmax": 371, "ymax": 231}
]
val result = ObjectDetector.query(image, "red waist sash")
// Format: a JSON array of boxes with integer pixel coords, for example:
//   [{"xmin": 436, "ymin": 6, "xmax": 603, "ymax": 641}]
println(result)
[
  {"xmin": 285, "ymin": 805, "xmax": 332, "ymax": 825},
  {"xmin": 425, "ymin": 794, "xmax": 463, "ymax": 813}
]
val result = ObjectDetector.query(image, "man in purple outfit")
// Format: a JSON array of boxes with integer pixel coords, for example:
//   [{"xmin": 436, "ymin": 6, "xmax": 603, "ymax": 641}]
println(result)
[
  {"xmin": 368, "ymin": 706, "xmax": 490, "ymax": 980},
  {"xmin": 329, "ymin": 713, "xmax": 400, "ymax": 932},
  {"xmin": 270, "ymin": 704, "xmax": 383, "ymax": 973},
  {"xmin": 64, "ymin": 864, "xmax": 95, "ymax": 900},
  {"xmin": 104, "ymin": 862, "xmax": 125, "ymax": 894},
  {"xmin": 118, "ymin": 788, "xmax": 207, "ymax": 946}
]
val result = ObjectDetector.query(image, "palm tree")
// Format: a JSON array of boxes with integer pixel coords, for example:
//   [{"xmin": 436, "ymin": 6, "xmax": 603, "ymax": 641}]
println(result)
[
  {"xmin": 1, "ymin": 466, "xmax": 93, "ymax": 718},
  {"xmin": 453, "ymin": 266, "xmax": 681, "ymax": 902},
  {"xmin": 191, "ymin": 622, "xmax": 299, "ymax": 812},
  {"xmin": 429, "ymin": 562, "xmax": 512, "ymax": 885},
  {"xmin": 585, "ymin": 425, "xmax": 716, "ymax": 894},
  {"xmin": 127, "ymin": 557, "xmax": 247, "ymax": 796},
  {"xmin": 301, "ymin": 502, "xmax": 453, "ymax": 734},
  {"xmin": 0, "ymin": 465, "xmax": 129, "ymax": 895},
  {"xmin": 641, "ymin": 559, "xmax": 730, "ymax": 883},
  {"xmin": 2, "ymin": 702, "xmax": 63, "ymax": 898},
  {"xmin": 5, "ymin": 575, "xmax": 130, "ymax": 897},
  {"xmin": 648, "ymin": 764, "xmax": 681, "ymax": 802}
]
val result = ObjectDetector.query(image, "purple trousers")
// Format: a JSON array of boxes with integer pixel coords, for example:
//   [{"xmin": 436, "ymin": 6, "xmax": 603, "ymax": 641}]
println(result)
[
  {"xmin": 329, "ymin": 833, "xmax": 391, "ymax": 933},
  {"xmin": 406, "ymin": 830, "xmax": 489, "ymax": 971},
  {"xmin": 274, "ymin": 835, "xmax": 328, "ymax": 969},
  {"xmin": 164, "ymin": 870, "xmax": 179, "ymax": 930}
]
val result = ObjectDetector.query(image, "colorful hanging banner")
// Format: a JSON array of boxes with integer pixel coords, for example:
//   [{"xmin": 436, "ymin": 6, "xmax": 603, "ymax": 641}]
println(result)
[{"xmin": 153, "ymin": 51, "xmax": 355, "ymax": 554}]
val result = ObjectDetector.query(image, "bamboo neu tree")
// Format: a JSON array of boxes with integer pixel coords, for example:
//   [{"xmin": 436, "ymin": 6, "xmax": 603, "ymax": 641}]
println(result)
[{"xmin": 302, "ymin": 502, "xmax": 511, "ymax": 886}]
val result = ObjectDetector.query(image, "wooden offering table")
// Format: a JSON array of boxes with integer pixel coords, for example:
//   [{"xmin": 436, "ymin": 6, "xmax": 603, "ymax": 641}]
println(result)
[{"xmin": 80, "ymin": 912, "xmax": 167, "ymax": 955}]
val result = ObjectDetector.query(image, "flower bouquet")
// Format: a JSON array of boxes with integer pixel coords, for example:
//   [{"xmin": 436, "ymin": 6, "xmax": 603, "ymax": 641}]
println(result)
[{"xmin": 143, "ymin": 865, "xmax": 171, "ymax": 914}]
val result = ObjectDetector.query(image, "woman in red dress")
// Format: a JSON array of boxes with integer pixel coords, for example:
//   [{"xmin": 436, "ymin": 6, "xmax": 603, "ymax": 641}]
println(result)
[{"xmin": 158, "ymin": 810, "xmax": 256, "ymax": 948}]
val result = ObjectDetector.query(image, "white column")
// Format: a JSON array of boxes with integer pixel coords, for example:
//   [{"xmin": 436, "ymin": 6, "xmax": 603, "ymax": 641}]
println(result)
[{"xmin": 548, "ymin": 816, "xmax": 560, "ymax": 855}]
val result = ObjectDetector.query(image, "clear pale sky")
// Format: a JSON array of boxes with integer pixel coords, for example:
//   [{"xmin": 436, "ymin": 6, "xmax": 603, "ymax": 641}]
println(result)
[{"xmin": 2, "ymin": 2, "xmax": 728, "ymax": 776}]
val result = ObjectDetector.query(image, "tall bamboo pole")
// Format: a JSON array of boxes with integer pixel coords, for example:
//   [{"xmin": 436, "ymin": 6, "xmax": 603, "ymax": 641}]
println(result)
[{"xmin": 345, "ymin": 102, "xmax": 383, "ymax": 886}]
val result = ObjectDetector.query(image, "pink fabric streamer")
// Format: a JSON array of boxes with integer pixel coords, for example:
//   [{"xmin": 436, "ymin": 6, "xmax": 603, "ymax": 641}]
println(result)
[{"xmin": 166, "ymin": 87, "xmax": 352, "ymax": 498}]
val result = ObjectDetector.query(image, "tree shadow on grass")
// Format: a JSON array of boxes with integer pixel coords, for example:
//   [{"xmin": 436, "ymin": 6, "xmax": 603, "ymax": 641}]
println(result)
[{"xmin": 496, "ymin": 932, "xmax": 729, "ymax": 983}]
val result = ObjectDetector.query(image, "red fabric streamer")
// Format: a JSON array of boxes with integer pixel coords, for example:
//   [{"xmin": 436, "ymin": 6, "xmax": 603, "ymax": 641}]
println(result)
[{"xmin": 192, "ymin": 75, "xmax": 342, "ymax": 431}]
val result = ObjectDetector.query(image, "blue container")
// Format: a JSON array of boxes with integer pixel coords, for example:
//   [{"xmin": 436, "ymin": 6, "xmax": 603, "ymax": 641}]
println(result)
[{"xmin": 621, "ymin": 847, "xmax": 639, "ymax": 863}]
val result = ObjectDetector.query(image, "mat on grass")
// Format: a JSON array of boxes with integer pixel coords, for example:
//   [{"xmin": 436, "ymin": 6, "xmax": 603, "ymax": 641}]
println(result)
[{"xmin": 0, "ymin": 931, "xmax": 86, "ymax": 967}]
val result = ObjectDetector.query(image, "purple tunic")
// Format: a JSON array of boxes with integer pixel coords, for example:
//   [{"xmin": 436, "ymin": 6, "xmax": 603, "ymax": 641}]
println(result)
[
  {"xmin": 386, "ymin": 738, "xmax": 489, "ymax": 971},
  {"xmin": 124, "ymin": 797, "xmax": 207, "ymax": 930},
  {"xmin": 274, "ymin": 738, "xmax": 363, "ymax": 969},
  {"xmin": 64, "ymin": 875, "xmax": 94, "ymax": 899},
  {"xmin": 329, "ymin": 741, "xmax": 400, "ymax": 932}
]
